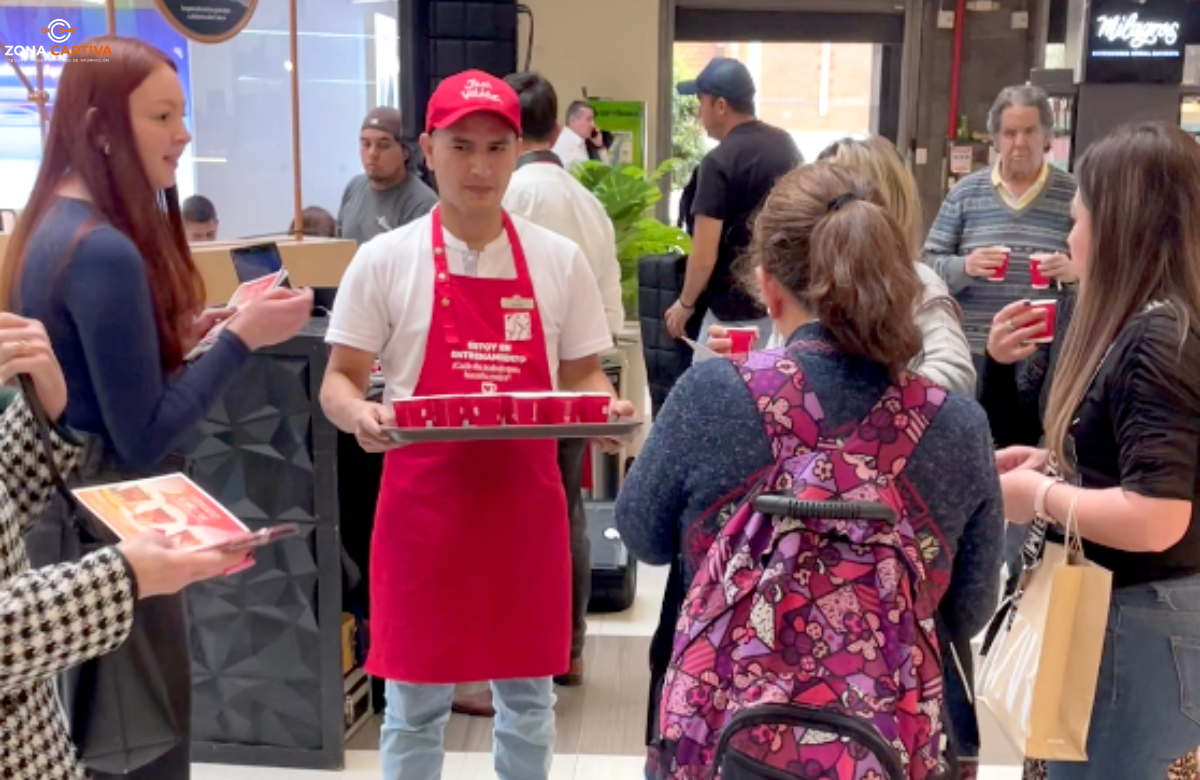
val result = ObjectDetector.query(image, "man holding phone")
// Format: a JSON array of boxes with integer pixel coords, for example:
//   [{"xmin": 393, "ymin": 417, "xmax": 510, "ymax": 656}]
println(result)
[
  {"xmin": 552, "ymin": 100, "xmax": 602, "ymax": 171},
  {"xmin": 320, "ymin": 71, "xmax": 633, "ymax": 780}
]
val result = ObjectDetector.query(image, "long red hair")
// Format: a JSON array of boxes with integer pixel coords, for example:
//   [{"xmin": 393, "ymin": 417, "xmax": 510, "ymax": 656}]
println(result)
[{"xmin": 0, "ymin": 35, "xmax": 204, "ymax": 370}]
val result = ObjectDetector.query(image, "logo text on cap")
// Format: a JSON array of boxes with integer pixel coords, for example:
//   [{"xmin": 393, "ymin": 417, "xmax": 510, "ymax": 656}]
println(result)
[{"xmin": 461, "ymin": 78, "xmax": 502, "ymax": 104}]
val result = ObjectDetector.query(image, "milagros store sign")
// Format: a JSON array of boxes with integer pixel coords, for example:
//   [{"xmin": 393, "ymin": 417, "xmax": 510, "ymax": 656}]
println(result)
[
  {"xmin": 4, "ymin": 20, "xmax": 112, "ymax": 63},
  {"xmin": 1092, "ymin": 13, "xmax": 1181, "ymax": 57},
  {"xmin": 1084, "ymin": 0, "xmax": 1187, "ymax": 82}
]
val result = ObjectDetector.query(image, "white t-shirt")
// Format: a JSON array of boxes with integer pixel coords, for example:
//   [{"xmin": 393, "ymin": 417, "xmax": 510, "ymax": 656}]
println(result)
[
  {"xmin": 552, "ymin": 127, "xmax": 590, "ymax": 171},
  {"xmin": 504, "ymin": 162, "xmax": 625, "ymax": 335},
  {"xmin": 327, "ymin": 212, "xmax": 613, "ymax": 402}
]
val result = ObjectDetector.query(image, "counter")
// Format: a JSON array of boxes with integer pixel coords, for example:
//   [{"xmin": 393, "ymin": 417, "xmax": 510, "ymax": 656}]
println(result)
[{"xmin": 185, "ymin": 319, "xmax": 348, "ymax": 769}]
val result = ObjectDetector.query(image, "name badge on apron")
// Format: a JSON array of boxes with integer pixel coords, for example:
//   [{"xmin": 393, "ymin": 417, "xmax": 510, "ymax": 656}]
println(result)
[{"xmin": 501, "ymin": 295, "xmax": 534, "ymax": 310}]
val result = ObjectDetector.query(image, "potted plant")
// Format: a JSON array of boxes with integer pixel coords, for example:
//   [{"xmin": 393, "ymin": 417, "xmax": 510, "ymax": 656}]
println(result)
[{"xmin": 574, "ymin": 159, "xmax": 692, "ymax": 317}]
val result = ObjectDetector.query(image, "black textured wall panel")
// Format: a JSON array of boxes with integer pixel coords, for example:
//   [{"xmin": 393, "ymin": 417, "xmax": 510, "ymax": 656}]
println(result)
[
  {"xmin": 187, "ymin": 322, "xmax": 345, "ymax": 769},
  {"xmin": 401, "ymin": 0, "xmax": 519, "ymax": 138}
]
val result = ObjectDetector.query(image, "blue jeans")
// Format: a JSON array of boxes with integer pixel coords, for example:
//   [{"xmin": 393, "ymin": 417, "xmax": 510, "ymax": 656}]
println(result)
[
  {"xmin": 380, "ymin": 678, "xmax": 556, "ymax": 780},
  {"xmin": 697, "ymin": 311, "xmax": 775, "ymax": 350},
  {"xmin": 1047, "ymin": 576, "xmax": 1200, "ymax": 780}
]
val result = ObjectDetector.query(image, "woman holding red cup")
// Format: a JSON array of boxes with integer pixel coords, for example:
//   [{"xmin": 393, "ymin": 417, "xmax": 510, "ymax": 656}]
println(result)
[
  {"xmin": 707, "ymin": 136, "xmax": 976, "ymax": 396},
  {"xmin": 997, "ymin": 122, "xmax": 1200, "ymax": 780}
]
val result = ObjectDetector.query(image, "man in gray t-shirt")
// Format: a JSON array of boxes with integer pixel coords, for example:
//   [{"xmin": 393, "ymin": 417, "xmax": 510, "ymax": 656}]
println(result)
[{"xmin": 338, "ymin": 107, "xmax": 438, "ymax": 245}]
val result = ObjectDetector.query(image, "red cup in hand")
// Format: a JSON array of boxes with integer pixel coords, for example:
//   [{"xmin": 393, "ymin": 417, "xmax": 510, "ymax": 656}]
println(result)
[
  {"xmin": 989, "ymin": 248, "xmax": 1012, "ymax": 283},
  {"xmin": 727, "ymin": 327, "xmax": 759, "ymax": 354},
  {"xmin": 1030, "ymin": 254, "xmax": 1051, "ymax": 289},
  {"xmin": 1028, "ymin": 299, "xmax": 1058, "ymax": 343}
]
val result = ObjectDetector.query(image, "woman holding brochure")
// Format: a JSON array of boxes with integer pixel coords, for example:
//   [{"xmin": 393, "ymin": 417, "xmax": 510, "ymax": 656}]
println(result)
[
  {"xmin": 0, "ymin": 37, "xmax": 311, "ymax": 780},
  {"xmin": 0, "ymin": 312, "xmax": 249, "ymax": 780}
]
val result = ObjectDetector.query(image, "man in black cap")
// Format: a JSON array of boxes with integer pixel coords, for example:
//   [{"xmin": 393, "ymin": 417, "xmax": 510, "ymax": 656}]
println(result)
[
  {"xmin": 337, "ymin": 107, "xmax": 438, "ymax": 245},
  {"xmin": 664, "ymin": 57, "xmax": 801, "ymax": 346}
]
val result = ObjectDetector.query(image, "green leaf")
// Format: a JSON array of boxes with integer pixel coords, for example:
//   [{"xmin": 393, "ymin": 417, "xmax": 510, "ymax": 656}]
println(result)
[{"xmin": 571, "ymin": 158, "xmax": 691, "ymax": 316}]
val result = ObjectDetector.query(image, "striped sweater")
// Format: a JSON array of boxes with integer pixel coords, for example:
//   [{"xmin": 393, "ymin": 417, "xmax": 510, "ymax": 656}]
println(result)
[{"xmin": 922, "ymin": 165, "xmax": 1075, "ymax": 353}]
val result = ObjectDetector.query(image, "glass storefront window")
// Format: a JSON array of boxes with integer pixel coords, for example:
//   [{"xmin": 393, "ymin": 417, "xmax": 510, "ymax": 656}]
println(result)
[{"xmin": 1, "ymin": 0, "xmax": 402, "ymax": 239}]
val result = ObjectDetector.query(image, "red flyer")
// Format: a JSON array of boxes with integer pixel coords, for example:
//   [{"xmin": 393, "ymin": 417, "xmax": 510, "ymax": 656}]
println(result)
[{"xmin": 73, "ymin": 473, "xmax": 251, "ymax": 550}]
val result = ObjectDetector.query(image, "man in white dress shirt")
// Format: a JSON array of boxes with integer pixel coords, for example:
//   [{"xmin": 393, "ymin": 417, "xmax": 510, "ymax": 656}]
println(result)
[
  {"xmin": 501, "ymin": 71, "xmax": 624, "ymax": 696},
  {"xmin": 551, "ymin": 100, "xmax": 600, "ymax": 171}
]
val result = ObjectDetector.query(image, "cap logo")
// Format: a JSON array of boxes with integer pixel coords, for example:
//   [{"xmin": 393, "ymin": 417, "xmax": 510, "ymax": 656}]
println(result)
[{"xmin": 461, "ymin": 77, "xmax": 502, "ymax": 105}]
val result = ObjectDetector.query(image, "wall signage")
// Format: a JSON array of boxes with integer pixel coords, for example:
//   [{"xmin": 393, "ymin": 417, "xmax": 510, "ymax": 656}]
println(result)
[
  {"xmin": 1084, "ymin": 0, "xmax": 1186, "ymax": 83},
  {"xmin": 154, "ymin": 0, "xmax": 258, "ymax": 44},
  {"xmin": 1094, "ymin": 13, "xmax": 1180, "ymax": 49}
]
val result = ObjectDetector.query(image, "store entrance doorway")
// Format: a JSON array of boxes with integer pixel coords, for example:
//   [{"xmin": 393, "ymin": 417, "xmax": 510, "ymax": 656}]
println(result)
[{"xmin": 669, "ymin": 6, "xmax": 906, "ymax": 222}]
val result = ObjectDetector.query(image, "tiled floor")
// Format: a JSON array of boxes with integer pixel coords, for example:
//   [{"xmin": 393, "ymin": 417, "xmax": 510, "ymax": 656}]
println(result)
[
  {"xmin": 195, "ymin": 561, "xmax": 1026, "ymax": 779},
  {"xmin": 194, "ymin": 751, "xmax": 1025, "ymax": 780}
]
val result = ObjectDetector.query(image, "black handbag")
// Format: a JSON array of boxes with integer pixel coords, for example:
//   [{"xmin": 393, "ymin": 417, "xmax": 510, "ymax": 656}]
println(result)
[{"xmin": 21, "ymin": 377, "xmax": 191, "ymax": 776}]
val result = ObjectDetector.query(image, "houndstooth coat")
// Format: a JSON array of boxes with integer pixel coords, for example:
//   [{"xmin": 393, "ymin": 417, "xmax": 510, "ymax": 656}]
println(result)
[{"xmin": 0, "ymin": 394, "xmax": 136, "ymax": 780}]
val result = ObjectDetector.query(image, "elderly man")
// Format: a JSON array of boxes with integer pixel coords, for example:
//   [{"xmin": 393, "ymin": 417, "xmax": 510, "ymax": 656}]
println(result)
[{"xmin": 923, "ymin": 85, "xmax": 1076, "ymax": 367}]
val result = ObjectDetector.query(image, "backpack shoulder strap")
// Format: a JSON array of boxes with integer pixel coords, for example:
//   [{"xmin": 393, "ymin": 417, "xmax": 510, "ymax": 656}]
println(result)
[
  {"xmin": 841, "ymin": 371, "xmax": 950, "ymax": 479},
  {"xmin": 730, "ymin": 342, "xmax": 832, "ymax": 459}
]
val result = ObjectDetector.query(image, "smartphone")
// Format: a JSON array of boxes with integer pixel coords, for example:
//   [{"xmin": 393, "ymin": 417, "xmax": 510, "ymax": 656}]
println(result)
[
  {"xmin": 200, "ymin": 523, "xmax": 299, "ymax": 553},
  {"xmin": 231, "ymin": 243, "xmax": 291, "ymax": 287}
]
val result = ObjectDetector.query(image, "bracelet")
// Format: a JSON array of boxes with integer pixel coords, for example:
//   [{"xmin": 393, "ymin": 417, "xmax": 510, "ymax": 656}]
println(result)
[
  {"xmin": 1064, "ymin": 487, "xmax": 1085, "ymax": 547},
  {"xmin": 1034, "ymin": 475, "xmax": 1060, "ymax": 522},
  {"xmin": 678, "ymin": 298, "xmax": 695, "ymax": 311}
]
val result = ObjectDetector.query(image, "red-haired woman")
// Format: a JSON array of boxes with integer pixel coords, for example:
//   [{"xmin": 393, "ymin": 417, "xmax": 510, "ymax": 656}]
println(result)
[{"xmin": 1, "ymin": 37, "xmax": 312, "ymax": 780}]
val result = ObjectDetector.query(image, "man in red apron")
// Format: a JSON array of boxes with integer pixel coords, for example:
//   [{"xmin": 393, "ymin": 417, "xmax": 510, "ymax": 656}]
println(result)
[{"xmin": 320, "ymin": 71, "xmax": 633, "ymax": 780}]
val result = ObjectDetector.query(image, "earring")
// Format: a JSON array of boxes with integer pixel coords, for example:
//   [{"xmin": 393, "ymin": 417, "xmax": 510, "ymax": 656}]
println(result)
[{"xmin": 103, "ymin": 142, "xmax": 112, "ymax": 156}]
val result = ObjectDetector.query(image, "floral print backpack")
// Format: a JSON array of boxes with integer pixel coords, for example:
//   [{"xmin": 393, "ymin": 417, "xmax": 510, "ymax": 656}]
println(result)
[{"xmin": 653, "ymin": 348, "xmax": 952, "ymax": 780}]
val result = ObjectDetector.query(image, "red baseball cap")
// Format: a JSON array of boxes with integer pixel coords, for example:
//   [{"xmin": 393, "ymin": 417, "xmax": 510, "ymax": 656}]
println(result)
[{"xmin": 425, "ymin": 70, "xmax": 522, "ymax": 135}]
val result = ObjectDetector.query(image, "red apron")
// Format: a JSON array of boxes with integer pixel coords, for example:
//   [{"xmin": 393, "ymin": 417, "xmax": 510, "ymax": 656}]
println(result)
[{"xmin": 366, "ymin": 208, "xmax": 570, "ymax": 684}]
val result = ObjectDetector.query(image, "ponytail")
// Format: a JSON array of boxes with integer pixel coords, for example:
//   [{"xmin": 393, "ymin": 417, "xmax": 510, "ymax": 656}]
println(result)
[{"xmin": 746, "ymin": 163, "xmax": 924, "ymax": 378}]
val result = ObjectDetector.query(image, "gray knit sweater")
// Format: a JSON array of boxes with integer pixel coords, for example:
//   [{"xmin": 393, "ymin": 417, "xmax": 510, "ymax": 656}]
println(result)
[{"xmin": 922, "ymin": 166, "xmax": 1075, "ymax": 353}]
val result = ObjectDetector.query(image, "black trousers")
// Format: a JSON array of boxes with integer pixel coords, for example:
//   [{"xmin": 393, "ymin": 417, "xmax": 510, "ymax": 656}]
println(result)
[{"xmin": 558, "ymin": 439, "xmax": 590, "ymax": 659}]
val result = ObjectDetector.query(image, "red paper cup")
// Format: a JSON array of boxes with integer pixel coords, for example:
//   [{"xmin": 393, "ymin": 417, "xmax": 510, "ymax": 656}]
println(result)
[
  {"xmin": 727, "ymin": 327, "xmax": 759, "ymax": 354},
  {"xmin": 989, "ymin": 249, "xmax": 1012, "ymax": 283},
  {"xmin": 579, "ymin": 393, "xmax": 613, "ymax": 423},
  {"xmin": 1029, "ymin": 299, "xmax": 1057, "ymax": 344},
  {"xmin": 463, "ymin": 394, "xmax": 507, "ymax": 427},
  {"xmin": 1030, "ymin": 254, "xmax": 1051, "ymax": 290},
  {"xmin": 507, "ymin": 394, "xmax": 545, "ymax": 425},
  {"xmin": 436, "ymin": 395, "xmax": 471, "ymax": 428},
  {"xmin": 542, "ymin": 393, "xmax": 579, "ymax": 425},
  {"xmin": 393, "ymin": 397, "xmax": 438, "ymax": 428}
]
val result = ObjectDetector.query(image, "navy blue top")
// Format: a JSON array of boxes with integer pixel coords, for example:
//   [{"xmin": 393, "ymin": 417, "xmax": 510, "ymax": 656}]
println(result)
[
  {"xmin": 616, "ymin": 322, "xmax": 1005, "ymax": 640},
  {"xmin": 18, "ymin": 198, "xmax": 250, "ymax": 471}
]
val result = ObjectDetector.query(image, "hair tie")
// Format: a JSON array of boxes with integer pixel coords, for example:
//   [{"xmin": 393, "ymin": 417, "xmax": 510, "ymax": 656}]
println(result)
[{"xmin": 827, "ymin": 193, "xmax": 858, "ymax": 212}]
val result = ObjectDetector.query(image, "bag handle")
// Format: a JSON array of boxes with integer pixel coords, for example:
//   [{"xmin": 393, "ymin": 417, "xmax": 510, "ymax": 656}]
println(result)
[{"xmin": 17, "ymin": 374, "xmax": 75, "ymax": 506}]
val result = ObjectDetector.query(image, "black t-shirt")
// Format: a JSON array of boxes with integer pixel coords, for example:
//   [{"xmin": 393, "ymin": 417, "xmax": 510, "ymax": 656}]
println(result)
[
  {"xmin": 691, "ymin": 120, "xmax": 801, "ymax": 321},
  {"xmin": 1070, "ymin": 304, "xmax": 1200, "ymax": 588}
]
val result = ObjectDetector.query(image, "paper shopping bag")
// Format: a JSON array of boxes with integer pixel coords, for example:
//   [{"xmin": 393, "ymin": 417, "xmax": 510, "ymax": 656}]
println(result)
[{"xmin": 977, "ymin": 538, "xmax": 1112, "ymax": 761}]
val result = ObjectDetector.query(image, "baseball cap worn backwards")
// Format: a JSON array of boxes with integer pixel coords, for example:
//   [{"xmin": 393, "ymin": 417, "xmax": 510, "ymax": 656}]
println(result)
[
  {"xmin": 425, "ymin": 70, "xmax": 522, "ymax": 135},
  {"xmin": 362, "ymin": 107, "xmax": 402, "ymax": 140},
  {"xmin": 676, "ymin": 57, "xmax": 757, "ymax": 103}
]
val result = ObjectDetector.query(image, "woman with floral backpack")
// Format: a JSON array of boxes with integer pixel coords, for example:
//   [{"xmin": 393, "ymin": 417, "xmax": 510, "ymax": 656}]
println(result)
[{"xmin": 616, "ymin": 161, "xmax": 1005, "ymax": 780}]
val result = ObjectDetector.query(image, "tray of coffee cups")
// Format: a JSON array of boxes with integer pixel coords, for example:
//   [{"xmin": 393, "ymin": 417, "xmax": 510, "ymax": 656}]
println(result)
[{"xmin": 382, "ymin": 392, "xmax": 640, "ymax": 444}]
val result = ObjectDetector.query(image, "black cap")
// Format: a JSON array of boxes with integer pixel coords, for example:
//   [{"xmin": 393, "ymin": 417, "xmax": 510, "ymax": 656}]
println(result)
[{"xmin": 677, "ymin": 57, "xmax": 756, "ymax": 102}]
